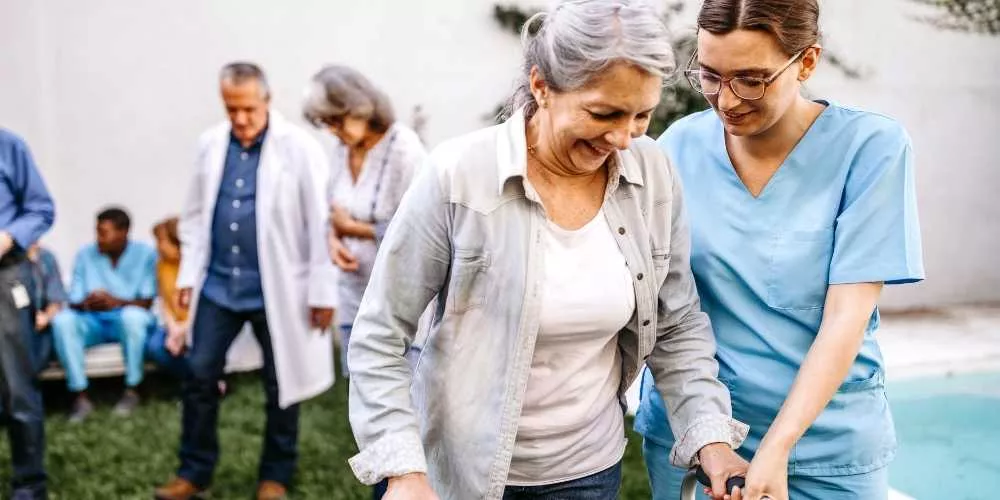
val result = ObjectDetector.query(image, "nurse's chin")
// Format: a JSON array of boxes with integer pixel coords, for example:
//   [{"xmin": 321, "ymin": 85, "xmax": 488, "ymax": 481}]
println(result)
[{"xmin": 720, "ymin": 117, "xmax": 765, "ymax": 137}]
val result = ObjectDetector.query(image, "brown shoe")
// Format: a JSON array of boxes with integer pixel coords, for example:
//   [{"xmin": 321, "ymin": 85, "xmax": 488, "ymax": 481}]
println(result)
[
  {"xmin": 154, "ymin": 477, "xmax": 206, "ymax": 500},
  {"xmin": 256, "ymin": 480, "xmax": 287, "ymax": 500}
]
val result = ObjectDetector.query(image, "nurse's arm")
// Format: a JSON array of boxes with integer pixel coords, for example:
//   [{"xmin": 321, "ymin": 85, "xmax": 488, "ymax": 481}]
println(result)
[{"xmin": 757, "ymin": 282, "xmax": 883, "ymax": 456}]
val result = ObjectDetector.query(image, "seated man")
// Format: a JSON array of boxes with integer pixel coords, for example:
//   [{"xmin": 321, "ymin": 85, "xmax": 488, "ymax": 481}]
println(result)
[
  {"xmin": 25, "ymin": 241, "xmax": 68, "ymax": 374},
  {"xmin": 51, "ymin": 207, "xmax": 157, "ymax": 422}
]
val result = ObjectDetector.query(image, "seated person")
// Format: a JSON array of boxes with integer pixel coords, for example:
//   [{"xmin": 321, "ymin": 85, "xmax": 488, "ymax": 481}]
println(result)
[
  {"xmin": 51, "ymin": 207, "xmax": 157, "ymax": 422},
  {"xmin": 145, "ymin": 217, "xmax": 189, "ymax": 377},
  {"xmin": 145, "ymin": 217, "xmax": 229, "ymax": 395},
  {"xmin": 24, "ymin": 242, "xmax": 67, "ymax": 374}
]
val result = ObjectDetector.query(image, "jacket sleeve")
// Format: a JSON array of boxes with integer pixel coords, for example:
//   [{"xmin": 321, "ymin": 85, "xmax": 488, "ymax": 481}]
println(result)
[
  {"xmin": 347, "ymin": 159, "xmax": 450, "ymax": 485},
  {"xmin": 646, "ymin": 154, "xmax": 749, "ymax": 468},
  {"xmin": 300, "ymin": 135, "xmax": 338, "ymax": 309},
  {"xmin": 176, "ymin": 134, "xmax": 210, "ymax": 290}
]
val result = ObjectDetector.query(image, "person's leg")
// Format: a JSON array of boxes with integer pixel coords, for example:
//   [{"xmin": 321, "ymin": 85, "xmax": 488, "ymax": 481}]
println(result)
[
  {"xmin": 31, "ymin": 329, "xmax": 52, "ymax": 376},
  {"xmin": 339, "ymin": 324, "xmax": 352, "ymax": 378},
  {"xmin": 642, "ymin": 438, "xmax": 691, "ymax": 500},
  {"xmin": 249, "ymin": 310, "xmax": 300, "ymax": 488},
  {"xmin": 111, "ymin": 305, "xmax": 154, "ymax": 389},
  {"xmin": 50, "ymin": 309, "xmax": 102, "ymax": 393},
  {"xmin": 787, "ymin": 467, "xmax": 889, "ymax": 500},
  {"xmin": 144, "ymin": 325, "xmax": 188, "ymax": 379},
  {"xmin": 0, "ymin": 259, "xmax": 46, "ymax": 498},
  {"xmin": 176, "ymin": 296, "xmax": 244, "ymax": 489},
  {"xmin": 502, "ymin": 462, "xmax": 622, "ymax": 499}
]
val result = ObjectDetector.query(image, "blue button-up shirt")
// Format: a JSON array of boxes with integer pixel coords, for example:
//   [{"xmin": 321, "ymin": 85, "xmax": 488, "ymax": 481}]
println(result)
[
  {"xmin": 201, "ymin": 126, "xmax": 268, "ymax": 312},
  {"xmin": 0, "ymin": 129, "xmax": 55, "ymax": 250}
]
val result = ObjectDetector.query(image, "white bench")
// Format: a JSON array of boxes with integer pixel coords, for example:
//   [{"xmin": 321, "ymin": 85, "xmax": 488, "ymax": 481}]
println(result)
[{"xmin": 39, "ymin": 326, "xmax": 264, "ymax": 381}]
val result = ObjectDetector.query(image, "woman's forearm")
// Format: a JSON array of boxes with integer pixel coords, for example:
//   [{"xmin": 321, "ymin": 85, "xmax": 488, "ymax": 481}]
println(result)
[{"xmin": 343, "ymin": 219, "xmax": 377, "ymax": 240}]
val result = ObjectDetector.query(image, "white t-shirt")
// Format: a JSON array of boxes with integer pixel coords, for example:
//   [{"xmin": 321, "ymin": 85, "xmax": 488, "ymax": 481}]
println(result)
[{"xmin": 507, "ymin": 208, "xmax": 636, "ymax": 486}]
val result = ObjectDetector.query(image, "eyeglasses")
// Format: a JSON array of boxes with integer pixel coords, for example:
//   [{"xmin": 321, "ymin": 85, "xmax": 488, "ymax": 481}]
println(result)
[{"xmin": 684, "ymin": 49, "xmax": 805, "ymax": 101}]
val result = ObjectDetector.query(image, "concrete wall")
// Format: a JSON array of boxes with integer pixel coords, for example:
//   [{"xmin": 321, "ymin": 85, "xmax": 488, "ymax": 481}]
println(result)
[{"xmin": 1, "ymin": 0, "xmax": 997, "ymax": 310}]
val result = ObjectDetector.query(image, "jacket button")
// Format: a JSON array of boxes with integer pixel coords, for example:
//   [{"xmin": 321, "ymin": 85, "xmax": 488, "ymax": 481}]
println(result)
[
  {"xmin": 637, "ymin": 273, "xmax": 644, "ymax": 281},
  {"xmin": 618, "ymin": 227, "xmax": 626, "ymax": 235},
  {"xmin": 642, "ymin": 319, "xmax": 651, "ymax": 326}
]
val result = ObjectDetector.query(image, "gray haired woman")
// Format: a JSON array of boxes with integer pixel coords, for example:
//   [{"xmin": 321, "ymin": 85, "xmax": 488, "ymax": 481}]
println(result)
[
  {"xmin": 347, "ymin": 1, "xmax": 749, "ymax": 499},
  {"xmin": 303, "ymin": 65, "xmax": 427, "ymax": 379}
]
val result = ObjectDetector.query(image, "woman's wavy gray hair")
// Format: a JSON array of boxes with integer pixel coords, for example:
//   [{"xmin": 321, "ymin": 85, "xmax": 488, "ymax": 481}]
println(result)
[
  {"xmin": 503, "ymin": 0, "xmax": 675, "ymax": 120},
  {"xmin": 303, "ymin": 65, "xmax": 395, "ymax": 133}
]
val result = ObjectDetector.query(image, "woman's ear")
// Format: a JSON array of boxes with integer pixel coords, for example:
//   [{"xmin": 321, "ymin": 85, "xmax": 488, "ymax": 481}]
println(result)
[
  {"xmin": 529, "ymin": 66, "xmax": 550, "ymax": 108},
  {"xmin": 798, "ymin": 45, "xmax": 823, "ymax": 82}
]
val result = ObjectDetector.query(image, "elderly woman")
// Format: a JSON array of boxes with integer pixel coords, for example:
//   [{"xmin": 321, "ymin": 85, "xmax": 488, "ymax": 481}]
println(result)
[
  {"xmin": 303, "ymin": 65, "xmax": 427, "ymax": 378},
  {"xmin": 347, "ymin": 1, "xmax": 750, "ymax": 499}
]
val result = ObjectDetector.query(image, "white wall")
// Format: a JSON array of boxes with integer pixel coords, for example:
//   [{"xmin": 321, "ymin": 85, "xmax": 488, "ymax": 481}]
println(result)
[{"xmin": 1, "ymin": 0, "xmax": 997, "ymax": 310}]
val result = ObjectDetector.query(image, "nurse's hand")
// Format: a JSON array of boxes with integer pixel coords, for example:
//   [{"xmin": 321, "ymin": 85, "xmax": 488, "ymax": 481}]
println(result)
[
  {"xmin": 732, "ymin": 446, "xmax": 788, "ymax": 500},
  {"xmin": 384, "ymin": 472, "xmax": 439, "ymax": 500},
  {"xmin": 698, "ymin": 443, "xmax": 750, "ymax": 499}
]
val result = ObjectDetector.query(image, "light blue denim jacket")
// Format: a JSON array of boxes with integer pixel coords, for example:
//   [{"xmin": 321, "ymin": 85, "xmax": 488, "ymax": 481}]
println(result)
[{"xmin": 347, "ymin": 110, "xmax": 748, "ymax": 500}]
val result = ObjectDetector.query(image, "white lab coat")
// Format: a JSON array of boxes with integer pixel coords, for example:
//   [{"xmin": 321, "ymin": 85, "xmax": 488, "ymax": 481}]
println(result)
[{"xmin": 177, "ymin": 111, "xmax": 337, "ymax": 408}]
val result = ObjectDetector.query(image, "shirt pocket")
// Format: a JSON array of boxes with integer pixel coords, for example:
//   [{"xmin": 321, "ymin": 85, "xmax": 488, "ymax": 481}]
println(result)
[
  {"xmin": 765, "ymin": 228, "xmax": 834, "ymax": 311},
  {"xmin": 650, "ymin": 248, "xmax": 672, "ymax": 285},
  {"xmin": 447, "ymin": 249, "xmax": 490, "ymax": 314}
]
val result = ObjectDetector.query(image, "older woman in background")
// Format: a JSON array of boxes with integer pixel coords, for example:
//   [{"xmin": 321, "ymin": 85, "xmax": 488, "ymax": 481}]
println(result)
[{"xmin": 303, "ymin": 65, "xmax": 427, "ymax": 379}]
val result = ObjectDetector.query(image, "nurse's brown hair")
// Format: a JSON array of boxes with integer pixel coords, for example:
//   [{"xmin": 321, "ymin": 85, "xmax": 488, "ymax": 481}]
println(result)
[{"xmin": 697, "ymin": 0, "xmax": 820, "ymax": 56}]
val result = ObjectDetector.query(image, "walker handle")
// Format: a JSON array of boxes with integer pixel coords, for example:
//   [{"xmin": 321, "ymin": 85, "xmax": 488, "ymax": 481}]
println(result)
[{"xmin": 695, "ymin": 465, "xmax": 746, "ymax": 494}]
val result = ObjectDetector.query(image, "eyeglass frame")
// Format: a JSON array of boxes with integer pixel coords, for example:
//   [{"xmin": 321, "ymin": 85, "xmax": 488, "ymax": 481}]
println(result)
[{"xmin": 683, "ymin": 48, "xmax": 807, "ymax": 101}]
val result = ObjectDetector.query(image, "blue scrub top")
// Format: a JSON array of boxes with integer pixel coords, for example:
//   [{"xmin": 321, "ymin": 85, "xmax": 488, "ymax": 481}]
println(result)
[
  {"xmin": 67, "ymin": 241, "xmax": 157, "ymax": 305},
  {"xmin": 635, "ymin": 101, "xmax": 924, "ymax": 476}
]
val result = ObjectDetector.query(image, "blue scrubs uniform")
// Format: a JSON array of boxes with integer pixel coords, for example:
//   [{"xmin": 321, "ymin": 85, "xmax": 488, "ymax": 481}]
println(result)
[{"xmin": 635, "ymin": 101, "xmax": 924, "ymax": 499}]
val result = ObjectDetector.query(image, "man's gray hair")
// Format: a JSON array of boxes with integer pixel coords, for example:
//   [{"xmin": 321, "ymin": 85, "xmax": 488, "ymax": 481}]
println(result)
[
  {"xmin": 302, "ymin": 65, "xmax": 396, "ymax": 133},
  {"xmin": 220, "ymin": 61, "xmax": 270, "ymax": 98},
  {"xmin": 503, "ymin": 0, "xmax": 675, "ymax": 120}
]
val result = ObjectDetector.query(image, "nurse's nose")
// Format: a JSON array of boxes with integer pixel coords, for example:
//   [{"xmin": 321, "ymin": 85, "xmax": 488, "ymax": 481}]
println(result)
[{"xmin": 717, "ymin": 83, "xmax": 743, "ymax": 112}]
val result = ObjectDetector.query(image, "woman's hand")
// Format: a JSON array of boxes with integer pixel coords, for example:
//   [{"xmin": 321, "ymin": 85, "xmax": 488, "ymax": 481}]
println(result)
[
  {"xmin": 165, "ymin": 323, "xmax": 188, "ymax": 356},
  {"xmin": 383, "ymin": 473, "xmax": 440, "ymax": 500},
  {"xmin": 328, "ymin": 233, "xmax": 360, "ymax": 272},
  {"xmin": 732, "ymin": 446, "xmax": 789, "ymax": 500},
  {"xmin": 698, "ymin": 442, "xmax": 751, "ymax": 499}
]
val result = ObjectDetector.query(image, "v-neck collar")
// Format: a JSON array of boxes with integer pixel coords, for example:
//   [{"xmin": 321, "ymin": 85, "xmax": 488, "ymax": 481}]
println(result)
[
  {"xmin": 349, "ymin": 124, "xmax": 397, "ymax": 186},
  {"xmin": 713, "ymin": 100, "xmax": 834, "ymax": 200}
]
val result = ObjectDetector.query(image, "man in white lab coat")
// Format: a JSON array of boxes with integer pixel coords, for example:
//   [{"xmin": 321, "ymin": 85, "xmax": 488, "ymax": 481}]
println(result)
[{"xmin": 155, "ymin": 62, "xmax": 336, "ymax": 500}]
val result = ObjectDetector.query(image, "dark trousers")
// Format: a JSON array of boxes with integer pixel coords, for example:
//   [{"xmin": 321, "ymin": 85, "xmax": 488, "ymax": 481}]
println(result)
[
  {"xmin": 502, "ymin": 462, "xmax": 622, "ymax": 500},
  {"xmin": 0, "ymin": 254, "xmax": 46, "ymax": 499},
  {"xmin": 178, "ymin": 295, "xmax": 299, "ymax": 488}
]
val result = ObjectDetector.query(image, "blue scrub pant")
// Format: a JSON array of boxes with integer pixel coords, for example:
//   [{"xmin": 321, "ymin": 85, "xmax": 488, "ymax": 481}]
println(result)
[
  {"xmin": 51, "ymin": 306, "xmax": 153, "ymax": 391},
  {"xmin": 642, "ymin": 438, "xmax": 889, "ymax": 499}
]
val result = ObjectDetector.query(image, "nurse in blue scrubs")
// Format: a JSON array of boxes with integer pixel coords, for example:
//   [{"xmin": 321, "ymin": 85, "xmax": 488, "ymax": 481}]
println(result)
[{"xmin": 634, "ymin": 0, "xmax": 924, "ymax": 499}]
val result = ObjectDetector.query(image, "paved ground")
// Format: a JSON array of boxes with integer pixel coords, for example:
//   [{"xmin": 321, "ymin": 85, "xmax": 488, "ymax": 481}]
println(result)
[{"xmin": 626, "ymin": 305, "xmax": 1000, "ymax": 500}]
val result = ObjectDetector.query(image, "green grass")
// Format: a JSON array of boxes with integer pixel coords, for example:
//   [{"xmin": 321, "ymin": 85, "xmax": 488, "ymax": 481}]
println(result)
[{"xmin": 0, "ymin": 371, "xmax": 654, "ymax": 499}]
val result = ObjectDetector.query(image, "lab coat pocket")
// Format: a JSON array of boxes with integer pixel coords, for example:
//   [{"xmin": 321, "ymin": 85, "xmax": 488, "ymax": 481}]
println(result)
[
  {"xmin": 765, "ymin": 228, "xmax": 834, "ymax": 310},
  {"xmin": 447, "ymin": 249, "xmax": 490, "ymax": 314}
]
